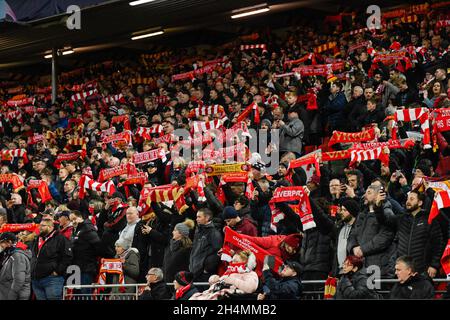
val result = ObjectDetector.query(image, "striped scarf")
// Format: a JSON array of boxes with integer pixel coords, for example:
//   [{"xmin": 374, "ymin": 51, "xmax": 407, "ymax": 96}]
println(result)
[
  {"xmin": 269, "ymin": 186, "xmax": 314, "ymax": 232},
  {"xmin": 78, "ymin": 175, "xmax": 116, "ymax": 199},
  {"xmin": 192, "ymin": 119, "xmax": 223, "ymax": 133},
  {"xmin": 135, "ymin": 125, "xmax": 163, "ymax": 139},
  {"xmin": 0, "ymin": 149, "xmax": 28, "ymax": 163},
  {"xmin": 394, "ymin": 108, "xmax": 431, "ymax": 149},
  {"xmin": 188, "ymin": 105, "xmax": 226, "ymax": 119},
  {"xmin": 349, "ymin": 146, "xmax": 389, "ymax": 166}
]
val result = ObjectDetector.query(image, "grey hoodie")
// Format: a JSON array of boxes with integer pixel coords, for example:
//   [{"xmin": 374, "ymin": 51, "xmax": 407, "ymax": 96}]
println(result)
[{"xmin": 0, "ymin": 248, "xmax": 32, "ymax": 300}]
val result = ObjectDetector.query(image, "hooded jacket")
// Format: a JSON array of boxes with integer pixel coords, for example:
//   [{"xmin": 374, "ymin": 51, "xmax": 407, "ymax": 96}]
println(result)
[{"xmin": 0, "ymin": 246, "xmax": 31, "ymax": 300}]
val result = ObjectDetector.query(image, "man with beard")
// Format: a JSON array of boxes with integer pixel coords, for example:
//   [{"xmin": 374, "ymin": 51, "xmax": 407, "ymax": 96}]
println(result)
[
  {"xmin": 30, "ymin": 217, "xmax": 73, "ymax": 300},
  {"xmin": 376, "ymin": 190, "xmax": 443, "ymax": 278},
  {"xmin": 347, "ymin": 184, "xmax": 395, "ymax": 276}
]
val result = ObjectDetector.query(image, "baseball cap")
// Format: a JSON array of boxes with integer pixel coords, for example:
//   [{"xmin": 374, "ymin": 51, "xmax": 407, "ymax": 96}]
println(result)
[{"xmin": 0, "ymin": 232, "xmax": 17, "ymax": 243}]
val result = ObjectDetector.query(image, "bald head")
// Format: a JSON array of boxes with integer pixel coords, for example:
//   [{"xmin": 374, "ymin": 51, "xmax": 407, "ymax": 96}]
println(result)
[{"xmin": 126, "ymin": 206, "xmax": 139, "ymax": 224}]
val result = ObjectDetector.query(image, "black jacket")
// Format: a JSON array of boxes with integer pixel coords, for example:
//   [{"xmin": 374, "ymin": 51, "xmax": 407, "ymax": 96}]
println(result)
[
  {"xmin": 377, "ymin": 209, "xmax": 443, "ymax": 274},
  {"xmin": 30, "ymin": 230, "xmax": 73, "ymax": 280},
  {"xmin": 389, "ymin": 274, "xmax": 435, "ymax": 299},
  {"xmin": 163, "ymin": 239, "xmax": 192, "ymax": 283},
  {"xmin": 71, "ymin": 220, "xmax": 103, "ymax": 275},
  {"xmin": 189, "ymin": 222, "xmax": 223, "ymax": 278},
  {"xmin": 262, "ymin": 270, "xmax": 302, "ymax": 300},
  {"xmin": 335, "ymin": 269, "xmax": 380, "ymax": 299},
  {"xmin": 299, "ymin": 200, "xmax": 334, "ymax": 274},
  {"xmin": 347, "ymin": 202, "xmax": 396, "ymax": 276},
  {"xmin": 139, "ymin": 281, "xmax": 172, "ymax": 300}
]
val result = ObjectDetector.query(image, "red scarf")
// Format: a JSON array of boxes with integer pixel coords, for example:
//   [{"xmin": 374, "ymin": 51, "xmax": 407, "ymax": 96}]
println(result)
[
  {"xmin": 26, "ymin": 180, "xmax": 52, "ymax": 207},
  {"xmin": 175, "ymin": 283, "xmax": 192, "ymax": 300},
  {"xmin": 328, "ymin": 128, "xmax": 376, "ymax": 148},
  {"xmin": 54, "ymin": 152, "xmax": 81, "ymax": 169},
  {"xmin": 352, "ymin": 139, "xmax": 415, "ymax": 151},
  {"xmin": 216, "ymin": 172, "xmax": 254, "ymax": 204},
  {"xmin": 288, "ymin": 152, "xmax": 321, "ymax": 177},
  {"xmin": 111, "ymin": 115, "xmax": 131, "ymax": 131},
  {"xmin": 132, "ymin": 149, "xmax": 166, "ymax": 164},
  {"xmin": 269, "ymin": 186, "xmax": 314, "ymax": 232},
  {"xmin": 0, "ymin": 174, "xmax": 24, "ymax": 192},
  {"xmin": 0, "ymin": 223, "xmax": 39, "ymax": 233},
  {"xmin": 220, "ymin": 227, "xmax": 283, "ymax": 277},
  {"xmin": 234, "ymin": 102, "xmax": 260, "ymax": 125},
  {"xmin": 98, "ymin": 163, "xmax": 137, "ymax": 182}
]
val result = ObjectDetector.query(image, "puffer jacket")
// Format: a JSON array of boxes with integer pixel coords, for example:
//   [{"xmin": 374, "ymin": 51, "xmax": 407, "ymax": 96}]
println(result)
[
  {"xmin": 347, "ymin": 201, "xmax": 396, "ymax": 276},
  {"xmin": 262, "ymin": 270, "xmax": 302, "ymax": 300},
  {"xmin": 221, "ymin": 271, "xmax": 259, "ymax": 294},
  {"xmin": 335, "ymin": 269, "xmax": 380, "ymax": 299},
  {"xmin": 0, "ymin": 247, "xmax": 31, "ymax": 300},
  {"xmin": 71, "ymin": 219, "xmax": 103, "ymax": 275},
  {"xmin": 189, "ymin": 222, "xmax": 223, "ymax": 278},
  {"xmin": 389, "ymin": 274, "xmax": 435, "ymax": 299},
  {"xmin": 376, "ymin": 209, "xmax": 443, "ymax": 274}
]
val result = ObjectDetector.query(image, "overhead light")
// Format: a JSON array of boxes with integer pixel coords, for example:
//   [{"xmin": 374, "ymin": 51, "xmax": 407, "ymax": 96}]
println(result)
[
  {"xmin": 131, "ymin": 30, "xmax": 164, "ymax": 40},
  {"xmin": 62, "ymin": 49, "xmax": 74, "ymax": 55},
  {"xmin": 129, "ymin": 0, "xmax": 156, "ymax": 6},
  {"xmin": 44, "ymin": 49, "xmax": 74, "ymax": 59},
  {"xmin": 231, "ymin": 4, "xmax": 270, "ymax": 19}
]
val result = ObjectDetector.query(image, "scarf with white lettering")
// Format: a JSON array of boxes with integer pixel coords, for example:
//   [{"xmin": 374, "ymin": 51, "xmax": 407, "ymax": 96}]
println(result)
[
  {"xmin": 269, "ymin": 186, "xmax": 314, "ymax": 232},
  {"xmin": 328, "ymin": 128, "xmax": 376, "ymax": 148}
]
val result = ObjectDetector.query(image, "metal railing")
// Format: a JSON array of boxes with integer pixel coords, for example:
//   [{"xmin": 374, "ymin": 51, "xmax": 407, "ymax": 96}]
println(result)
[{"xmin": 63, "ymin": 279, "xmax": 450, "ymax": 300}]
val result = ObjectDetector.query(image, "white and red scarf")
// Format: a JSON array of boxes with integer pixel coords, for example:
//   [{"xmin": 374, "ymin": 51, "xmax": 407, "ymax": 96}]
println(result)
[
  {"xmin": 394, "ymin": 108, "xmax": 431, "ymax": 149},
  {"xmin": 269, "ymin": 186, "xmax": 314, "ymax": 232},
  {"xmin": 136, "ymin": 125, "xmax": 163, "ymax": 139},
  {"xmin": 132, "ymin": 148, "xmax": 167, "ymax": 164},
  {"xmin": 192, "ymin": 119, "xmax": 223, "ymax": 133},
  {"xmin": 240, "ymin": 44, "xmax": 267, "ymax": 51},
  {"xmin": 78, "ymin": 175, "xmax": 116, "ymax": 199},
  {"xmin": 349, "ymin": 147, "xmax": 389, "ymax": 166}
]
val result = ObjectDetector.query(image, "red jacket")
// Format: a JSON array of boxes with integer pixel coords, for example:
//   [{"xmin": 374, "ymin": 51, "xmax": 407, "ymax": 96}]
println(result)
[
  {"xmin": 60, "ymin": 225, "xmax": 74, "ymax": 240},
  {"xmin": 232, "ymin": 217, "xmax": 257, "ymax": 237},
  {"xmin": 247, "ymin": 234, "xmax": 288, "ymax": 260}
]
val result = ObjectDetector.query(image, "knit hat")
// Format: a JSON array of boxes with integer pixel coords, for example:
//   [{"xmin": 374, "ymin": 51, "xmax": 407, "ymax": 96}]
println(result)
[
  {"xmin": 174, "ymin": 222, "xmax": 190, "ymax": 238},
  {"xmin": 223, "ymin": 206, "xmax": 239, "ymax": 220},
  {"xmin": 0, "ymin": 232, "xmax": 17, "ymax": 243},
  {"xmin": 252, "ymin": 161, "xmax": 266, "ymax": 171},
  {"xmin": 175, "ymin": 271, "xmax": 194, "ymax": 286},
  {"xmin": 283, "ymin": 234, "xmax": 301, "ymax": 249},
  {"xmin": 115, "ymin": 238, "xmax": 131, "ymax": 250},
  {"xmin": 261, "ymin": 119, "xmax": 272, "ymax": 129},
  {"xmin": 340, "ymin": 198, "xmax": 360, "ymax": 217}
]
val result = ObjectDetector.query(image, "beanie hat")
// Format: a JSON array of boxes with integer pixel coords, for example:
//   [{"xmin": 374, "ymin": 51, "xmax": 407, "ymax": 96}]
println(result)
[
  {"xmin": 340, "ymin": 198, "xmax": 360, "ymax": 217},
  {"xmin": 223, "ymin": 206, "xmax": 239, "ymax": 220},
  {"xmin": 175, "ymin": 271, "xmax": 194, "ymax": 286},
  {"xmin": 261, "ymin": 119, "xmax": 272, "ymax": 129},
  {"xmin": 283, "ymin": 234, "xmax": 301, "ymax": 249},
  {"xmin": 174, "ymin": 222, "xmax": 190, "ymax": 238}
]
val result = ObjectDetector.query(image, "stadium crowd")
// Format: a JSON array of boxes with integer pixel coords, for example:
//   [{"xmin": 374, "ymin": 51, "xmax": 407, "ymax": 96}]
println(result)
[{"xmin": 0, "ymin": 1, "xmax": 450, "ymax": 300}]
